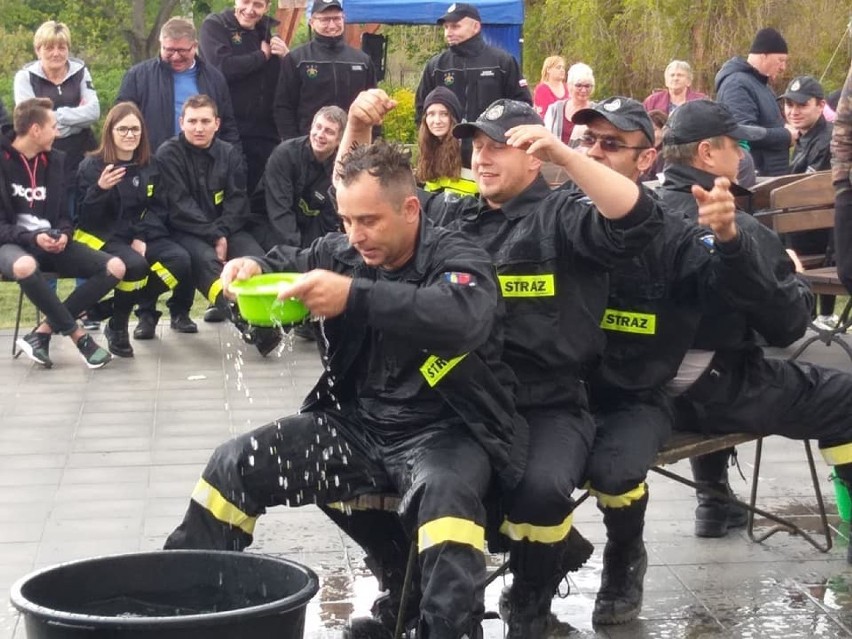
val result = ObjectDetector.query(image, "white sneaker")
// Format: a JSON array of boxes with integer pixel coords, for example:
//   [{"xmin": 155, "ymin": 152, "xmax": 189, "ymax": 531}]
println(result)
[{"xmin": 813, "ymin": 314, "xmax": 840, "ymax": 331}]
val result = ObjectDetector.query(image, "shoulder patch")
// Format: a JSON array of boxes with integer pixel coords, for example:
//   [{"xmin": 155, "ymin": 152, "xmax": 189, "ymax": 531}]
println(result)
[{"xmin": 443, "ymin": 272, "xmax": 477, "ymax": 286}]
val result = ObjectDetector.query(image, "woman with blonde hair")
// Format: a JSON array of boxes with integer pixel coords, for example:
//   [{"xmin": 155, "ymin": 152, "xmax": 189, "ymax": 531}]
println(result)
[
  {"xmin": 544, "ymin": 62, "xmax": 596, "ymax": 146},
  {"xmin": 534, "ymin": 55, "xmax": 568, "ymax": 118},
  {"xmin": 416, "ymin": 87, "xmax": 477, "ymax": 197}
]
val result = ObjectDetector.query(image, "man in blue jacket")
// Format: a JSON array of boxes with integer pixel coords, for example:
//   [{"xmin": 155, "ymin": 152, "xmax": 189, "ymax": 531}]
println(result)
[{"xmin": 715, "ymin": 27, "xmax": 798, "ymax": 177}]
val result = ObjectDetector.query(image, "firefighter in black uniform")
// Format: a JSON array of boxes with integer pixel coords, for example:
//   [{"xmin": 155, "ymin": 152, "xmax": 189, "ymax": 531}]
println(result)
[
  {"xmin": 415, "ymin": 2, "xmax": 531, "ymax": 165},
  {"xmin": 342, "ymin": 90, "xmax": 664, "ymax": 637},
  {"xmin": 567, "ymin": 98, "xmax": 778, "ymax": 625},
  {"xmin": 273, "ymin": 0, "xmax": 376, "ymax": 140},
  {"xmin": 165, "ymin": 139, "xmax": 529, "ymax": 639},
  {"xmin": 659, "ymin": 100, "xmax": 852, "ymax": 563},
  {"xmin": 154, "ymin": 94, "xmax": 279, "ymax": 356}
]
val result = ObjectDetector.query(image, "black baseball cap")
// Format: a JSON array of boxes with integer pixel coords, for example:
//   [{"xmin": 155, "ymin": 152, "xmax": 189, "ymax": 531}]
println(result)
[
  {"xmin": 572, "ymin": 96, "xmax": 654, "ymax": 145},
  {"xmin": 437, "ymin": 2, "xmax": 481, "ymax": 24},
  {"xmin": 311, "ymin": 0, "xmax": 343, "ymax": 14},
  {"xmin": 779, "ymin": 76, "xmax": 825, "ymax": 104},
  {"xmin": 663, "ymin": 100, "xmax": 765, "ymax": 145},
  {"xmin": 453, "ymin": 99, "xmax": 543, "ymax": 142}
]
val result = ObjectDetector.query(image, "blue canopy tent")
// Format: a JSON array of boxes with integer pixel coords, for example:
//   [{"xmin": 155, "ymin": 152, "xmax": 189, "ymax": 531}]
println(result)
[{"xmin": 333, "ymin": 0, "xmax": 525, "ymax": 61}]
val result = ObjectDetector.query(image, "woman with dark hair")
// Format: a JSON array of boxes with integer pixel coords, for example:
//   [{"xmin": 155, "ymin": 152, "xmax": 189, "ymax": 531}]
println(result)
[
  {"xmin": 75, "ymin": 102, "xmax": 196, "ymax": 357},
  {"xmin": 415, "ymin": 87, "xmax": 477, "ymax": 197}
]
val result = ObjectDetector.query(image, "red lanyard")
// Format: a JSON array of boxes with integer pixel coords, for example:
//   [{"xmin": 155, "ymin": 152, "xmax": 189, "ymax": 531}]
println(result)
[{"xmin": 18, "ymin": 154, "xmax": 41, "ymax": 209}]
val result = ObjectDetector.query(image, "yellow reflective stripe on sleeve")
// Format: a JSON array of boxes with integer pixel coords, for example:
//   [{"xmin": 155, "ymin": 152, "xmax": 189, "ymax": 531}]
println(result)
[
  {"xmin": 190, "ymin": 478, "xmax": 257, "ymax": 535},
  {"xmin": 115, "ymin": 276, "xmax": 148, "ymax": 292},
  {"xmin": 72, "ymin": 229, "xmax": 106, "ymax": 250},
  {"xmin": 499, "ymin": 512, "xmax": 573, "ymax": 544},
  {"xmin": 422, "ymin": 176, "xmax": 479, "ymax": 197},
  {"xmin": 150, "ymin": 261, "xmax": 178, "ymax": 290},
  {"xmin": 147, "ymin": 184, "xmax": 154, "ymax": 198},
  {"xmin": 498, "ymin": 274, "xmax": 555, "ymax": 298},
  {"xmin": 214, "ymin": 190, "xmax": 225, "ymax": 205},
  {"xmin": 207, "ymin": 279, "xmax": 223, "ymax": 304},
  {"xmin": 418, "ymin": 516, "xmax": 485, "ymax": 553},
  {"xmin": 600, "ymin": 308, "xmax": 656, "ymax": 335},
  {"xmin": 419, "ymin": 353, "xmax": 467, "ymax": 388},
  {"xmin": 822, "ymin": 443, "xmax": 852, "ymax": 466},
  {"xmin": 589, "ymin": 482, "xmax": 647, "ymax": 509}
]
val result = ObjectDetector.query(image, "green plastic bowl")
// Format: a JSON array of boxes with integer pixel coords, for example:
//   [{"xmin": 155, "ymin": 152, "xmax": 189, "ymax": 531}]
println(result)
[{"xmin": 229, "ymin": 273, "xmax": 310, "ymax": 328}]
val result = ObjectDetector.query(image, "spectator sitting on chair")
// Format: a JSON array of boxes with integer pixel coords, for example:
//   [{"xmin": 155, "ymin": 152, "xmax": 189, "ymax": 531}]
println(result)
[
  {"xmin": 75, "ymin": 102, "xmax": 197, "ymax": 357},
  {"xmin": 658, "ymin": 99, "xmax": 852, "ymax": 558},
  {"xmin": 0, "ymin": 98, "xmax": 119, "ymax": 369},
  {"xmin": 154, "ymin": 94, "xmax": 280, "ymax": 357},
  {"xmin": 642, "ymin": 60, "xmax": 706, "ymax": 115}
]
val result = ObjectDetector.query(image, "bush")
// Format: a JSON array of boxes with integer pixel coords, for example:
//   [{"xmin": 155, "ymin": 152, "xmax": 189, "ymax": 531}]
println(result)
[{"xmin": 380, "ymin": 86, "xmax": 417, "ymax": 145}]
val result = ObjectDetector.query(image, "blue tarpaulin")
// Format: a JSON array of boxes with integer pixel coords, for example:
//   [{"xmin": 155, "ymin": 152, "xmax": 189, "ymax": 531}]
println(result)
[{"xmin": 330, "ymin": 0, "xmax": 525, "ymax": 61}]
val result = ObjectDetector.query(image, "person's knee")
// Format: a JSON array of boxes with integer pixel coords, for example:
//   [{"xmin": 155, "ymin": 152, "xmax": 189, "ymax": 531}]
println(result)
[
  {"xmin": 106, "ymin": 256, "xmax": 126, "ymax": 280},
  {"xmin": 11, "ymin": 255, "xmax": 37, "ymax": 279}
]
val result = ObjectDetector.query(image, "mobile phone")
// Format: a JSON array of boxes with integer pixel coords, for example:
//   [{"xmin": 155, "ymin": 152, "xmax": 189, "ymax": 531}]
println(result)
[{"xmin": 46, "ymin": 229, "xmax": 62, "ymax": 240}]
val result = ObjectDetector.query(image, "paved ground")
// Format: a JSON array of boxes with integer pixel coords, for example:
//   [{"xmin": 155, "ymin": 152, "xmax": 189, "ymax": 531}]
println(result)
[{"xmin": 1, "ymin": 320, "xmax": 852, "ymax": 638}]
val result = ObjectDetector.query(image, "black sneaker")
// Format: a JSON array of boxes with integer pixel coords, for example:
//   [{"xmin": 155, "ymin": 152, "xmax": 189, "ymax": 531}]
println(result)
[
  {"xmin": 16, "ymin": 332, "xmax": 53, "ymax": 368},
  {"xmin": 170, "ymin": 314, "xmax": 199, "ymax": 334},
  {"xmin": 80, "ymin": 316, "xmax": 101, "ymax": 331},
  {"xmin": 203, "ymin": 305, "xmax": 226, "ymax": 323},
  {"xmin": 76, "ymin": 334, "xmax": 112, "ymax": 369}
]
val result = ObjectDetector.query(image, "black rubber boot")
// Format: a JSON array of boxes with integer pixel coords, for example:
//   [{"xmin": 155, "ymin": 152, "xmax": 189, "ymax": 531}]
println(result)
[
  {"xmin": 690, "ymin": 448, "xmax": 747, "ymax": 537},
  {"xmin": 104, "ymin": 312, "xmax": 134, "ymax": 357},
  {"xmin": 503, "ymin": 578, "xmax": 553, "ymax": 639},
  {"xmin": 593, "ymin": 491, "xmax": 649, "ymax": 626},
  {"xmin": 133, "ymin": 310, "xmax": 161, "ymax": 340}
]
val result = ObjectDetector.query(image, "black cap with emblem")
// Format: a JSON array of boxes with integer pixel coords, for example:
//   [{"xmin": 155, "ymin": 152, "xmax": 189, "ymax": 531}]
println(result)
[
  {"xmin": 437, "ymin": 3, "xmax": 482, "ymax": 24},
  {"xmin": 572, "ymin": 96, "xmax": 655, "ymax": 145},
  {"xmin": 779, "ymin": 76, "xmax": 824, "ymax": 104},
  {"xmin": 311, "ymin": 0, "xmax": 343, "ymax": 14},
  {"xmin": 452, "ymin": 99, "xmax": 543, "ymax": 142}
]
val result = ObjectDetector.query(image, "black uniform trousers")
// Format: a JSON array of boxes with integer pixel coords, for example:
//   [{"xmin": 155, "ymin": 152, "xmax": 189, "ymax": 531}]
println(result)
[
  {"xmin": 172, "ymin": 230, "xmax": 264, "ymax": 307},
  {"xmin": 675, "ymin": 348, "xmax": 852, "ymax": 469},
  {"xmin": 165, "ymin": 410, "xmax": 492, "ymax": 639},
  {"xmin": 99, "ymin": 239, "xmax": 194, "ymax": 317},
  {"xmin": 586, "ymin": 392, "xmax": 673, "ymax": 502},
  {"xmin": 500, "ymin": 405, "xmax": 595, "ymax": 587}
]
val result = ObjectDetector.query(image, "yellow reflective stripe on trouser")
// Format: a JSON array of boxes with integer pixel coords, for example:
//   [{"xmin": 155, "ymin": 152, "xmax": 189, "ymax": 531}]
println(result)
[
  {"xmin": 207, "ymin": 279, "xmax": 223, "ymax": 304},
  {"xmin": 589, "ymin": 482, "xmax": 648, "ymax": 509},
  {"xmin": 115, "ymin": 276, "xmax": 148, "ymax": 292},
  {"xmin": 190, "ymin": 478, "xmax": 257, "ymax": 535},
  {"xmin": 418, "ymin": 516, "xmax": 485, "ymax": 553},
  {"xmin": 150, "ymin": 261, "xmax": 178, "ymax": 290},
  {"xmin": 499, "ymin": 512, "xmax": 573, "ymax": 544},
  {"xmin": 72, "ymin": 229, "xmax": 106, "ymax": 250},
  {"xmin": 822, "ymin": 443, "xmax": 852, "ymax": 466}
]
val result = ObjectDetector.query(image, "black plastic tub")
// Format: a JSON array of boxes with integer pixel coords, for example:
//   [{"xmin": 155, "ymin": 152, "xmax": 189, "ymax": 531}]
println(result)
[{"xmin": 10, "ymin": 550, "xmax": 319, "ymax": 638}]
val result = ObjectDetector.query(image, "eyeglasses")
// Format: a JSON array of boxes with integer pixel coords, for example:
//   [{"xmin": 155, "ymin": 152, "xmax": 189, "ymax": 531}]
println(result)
[
  {"xmin": 114, "ymin": 126, "xmax": 142, "ymax": 137},
  {"xmin": 162, "ymin": 46, "xmax": 194, "ymax": 57},
  {"xmin": 579, "ymin": 133, "xmax": 650, "ymax": 153},
  {"xmin": 573, "ymin": 83, "xmax": 594, "ymax": 90},
  {"xmin": 313, "ymin": 15, "xmax": 343, "ymax": 24}
]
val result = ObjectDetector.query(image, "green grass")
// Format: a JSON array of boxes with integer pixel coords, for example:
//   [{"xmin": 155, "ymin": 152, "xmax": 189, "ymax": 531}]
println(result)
[{"xmin": 0, "ymin": 280, "xmax": 212, "ymax": 329}]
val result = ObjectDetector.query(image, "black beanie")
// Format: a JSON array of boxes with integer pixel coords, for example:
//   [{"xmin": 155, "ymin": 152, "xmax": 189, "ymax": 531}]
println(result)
[
  {"xmin": 423, "ymin": 87, "xmax": 463, "ymax": 124},
  {"xmin": 749, "ymin": 28, "xmax": 788, "ymax": 55}
]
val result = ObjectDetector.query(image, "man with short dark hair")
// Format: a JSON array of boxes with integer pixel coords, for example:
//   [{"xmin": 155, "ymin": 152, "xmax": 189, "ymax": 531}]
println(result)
[
  {"xmin": 200, "ymin": 0, "xmax": 289, "ymax": 192},
  {"xmin": 715, "ymin": 27, "xmax": 796, "ymax": 176},
  {"xmin": 782, "ymin": 75, "xmax": 833, "ymax": 174},
  {"xmin": 165, "ymin": 138, "xmax": 528, "ymax": 639},
  {"xmin": 273, "ymin": 0, "xmax": 376, "ymax": 140},
  {"xmin": 659, "ymin": 100, "xmax": 852, "ymax": 562},
  {"xmin": 0, "ymin": 98, "xmax": 119, "ymax": 369},
  {"xmin": 250, "ymin": 105, "xmax": 346, "ymax": 251},
  {"xmin": 154, "ymin": 94, "xmax": 279, "ymax": 356}
]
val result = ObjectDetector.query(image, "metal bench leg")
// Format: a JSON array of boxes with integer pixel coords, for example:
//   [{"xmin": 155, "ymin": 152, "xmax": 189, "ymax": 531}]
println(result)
[
  {"xmin": 12, "ymin": 286, "xmax": 25, "ymax": 358},
  {"xmin": 746, "ymin": 438, "xmax": 831, "ymax": 552}
]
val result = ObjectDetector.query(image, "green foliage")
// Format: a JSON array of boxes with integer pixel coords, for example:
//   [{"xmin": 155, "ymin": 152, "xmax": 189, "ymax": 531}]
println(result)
[{"xmin": 381, "ymin": 86, "xmax": 417, "ymax": 145}]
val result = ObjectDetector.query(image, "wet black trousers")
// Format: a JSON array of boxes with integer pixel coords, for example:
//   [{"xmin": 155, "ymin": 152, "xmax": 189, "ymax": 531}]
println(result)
[
  {"xmin": 674, "ymin": 348, "xmax": 852, "ymax": 470},
  {"xmin": 165, "ymin": 410, "xmax": 492, "ymax": 639}
]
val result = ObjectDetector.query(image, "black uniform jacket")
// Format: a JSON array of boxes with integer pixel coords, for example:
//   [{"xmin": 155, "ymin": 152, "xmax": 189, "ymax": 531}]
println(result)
[
  {"xmin": 274, "ymin": 34, "xmax": 376, "ymax": 140},
  {"xmin": 0, "ymin": 134, "xmax": 70, "ymax": 247},
  {"xmin": 659, "ymin": 164, "xmax": 812, "ymax": 351},
  {"xmin": 790, "ymin": 116, "xmax": 833, "ymax": 174},
  {"xmin": 415, "ymin": 33, "xmax": 531, "ymax": 125},
  {"xmin": 426, "ymin": 175, "xmax": 663, "ymax": 409},
  {"xmin": 75, "ymin": 156, "xmax": 171, "ymax": 245},
  {"xmin": 252, "ymin": 136, "xmax": 337, "ymax": 247},
  {"xmin": 590, "ymin": 185, "xmax": 781, "ymax": 396},
  {"xmin": 256, "ymin": 217, "xmax": 528, "ymax": 490}
]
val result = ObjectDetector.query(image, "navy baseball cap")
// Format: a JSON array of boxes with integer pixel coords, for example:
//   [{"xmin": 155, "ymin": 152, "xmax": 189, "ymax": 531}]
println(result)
[
  {"xmin": 311, "ymin": 0, "xmax": 343, "ymax": 14},
  {"xmin": 437, "ymin": 3, "xmax": 482, "ymax": 24},
  {"xmin": 663, "ymin": 100, "xmax": 765, "ymax": 145},
  {"xmin": 453, "ymin": 99, "xmax": 543, "ymax": 142},
  {"xmin": 779, "ymin": 76, "xmax": 825, "ymax": 104},
  {"xmin": 573, "ymin": 96, "xmax": 655, "ymax": 145}
]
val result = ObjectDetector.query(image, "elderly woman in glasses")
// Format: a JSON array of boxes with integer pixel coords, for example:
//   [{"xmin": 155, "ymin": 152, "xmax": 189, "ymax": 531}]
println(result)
[
  {"xmin": 14, "ymin": 20, "xmax": 100, "ymax": 201},
  {"xmin": 74, "ymin": 103, "xmax": 196, "ymax": 357},
  {"xmin": 543, "ymin": 62, "xmax": 596, "ymax": 146}
]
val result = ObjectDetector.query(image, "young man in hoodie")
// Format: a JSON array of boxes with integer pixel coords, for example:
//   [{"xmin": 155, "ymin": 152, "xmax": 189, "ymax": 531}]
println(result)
[
  {"xmin": 714, "ymin": 27, "xmax": 798, "ymax": 177},
  {"xmin": 273, "ymin": 0, "xmax": 376, "ymax": 141}
]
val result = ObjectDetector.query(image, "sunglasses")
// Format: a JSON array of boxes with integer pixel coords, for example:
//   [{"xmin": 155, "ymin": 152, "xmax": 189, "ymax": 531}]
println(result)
[{"xmin": 579, "ymin": 133, "xmax": 650, "ymax": 153}]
